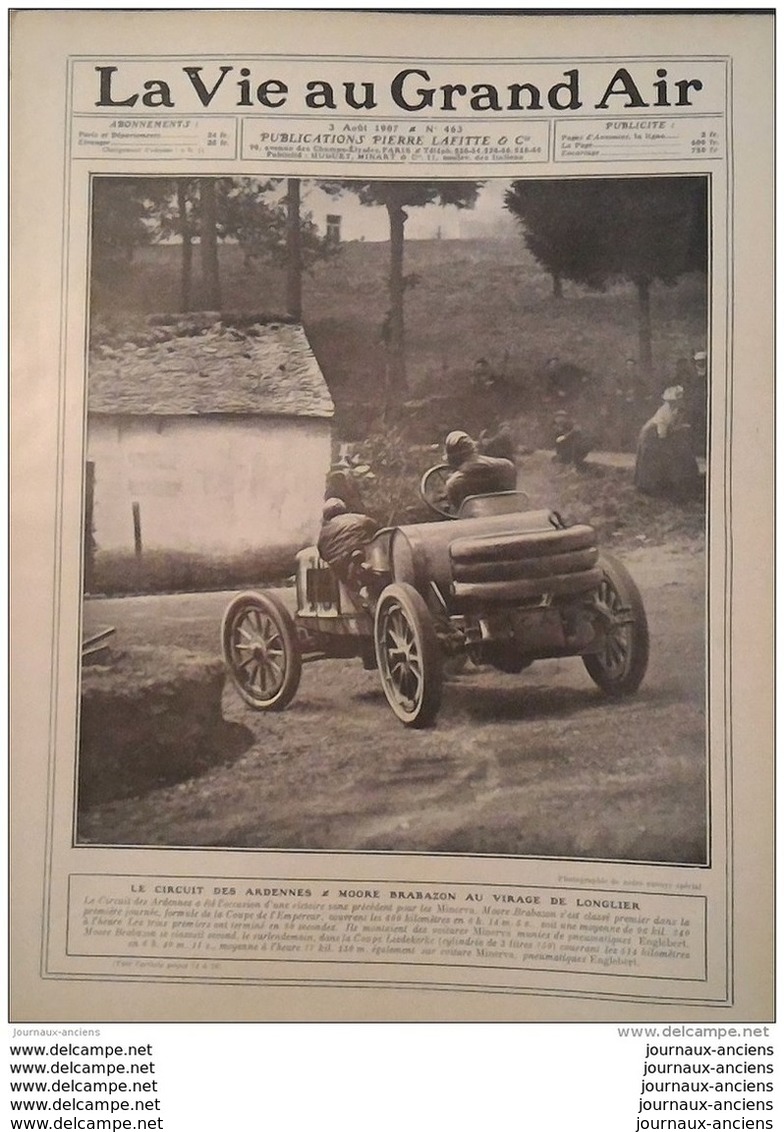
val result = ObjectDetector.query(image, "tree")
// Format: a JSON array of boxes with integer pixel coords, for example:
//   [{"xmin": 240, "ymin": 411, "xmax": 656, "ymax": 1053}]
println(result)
[
  {"xmin": 286, "ymin": 178, "xmax": 303, "ymax": 320},
  {"xmin": 130, "ymin": 177, "xmax": 333, "ymax": 314},
  {"xmin": 330, "ymin": 180, "xmax": 481, "ymax": 391},
  {"xmin": 505, "ymin": 177, "xmax": 707, "ymax": 377},
  {"xmin": 92, "ymin": 176, "xmax": 337, "ymax": 315},
  {"xmin": 175, "ymin": 180, "xmax": 193, "ymax": 312},
  {"xmin": 90, "ymin": 179, "xmax": 156, "ymax": 279},
  {"xmin": 208, "ymin": 177, "xmax": 331, "ymax": 315},
  {"xmin": 199, "ymin": 179, "xmax": 221, "ymax": 309}
]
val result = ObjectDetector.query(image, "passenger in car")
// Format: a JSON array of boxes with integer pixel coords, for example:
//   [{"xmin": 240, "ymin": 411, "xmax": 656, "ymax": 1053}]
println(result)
[{"xmin": 317, "ymin": 498, "xmax": 379, "ymax": 586}]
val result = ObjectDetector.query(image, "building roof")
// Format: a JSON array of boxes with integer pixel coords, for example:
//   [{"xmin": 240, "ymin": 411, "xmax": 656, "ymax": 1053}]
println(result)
[{"xmin": 88, "ymin": 316, "xmax": 334, "ymax": 420}]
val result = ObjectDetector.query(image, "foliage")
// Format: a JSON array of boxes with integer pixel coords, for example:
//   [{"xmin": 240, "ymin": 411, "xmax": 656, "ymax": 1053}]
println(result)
[
  {"xmin": 91, "ymin": 176, "xmax": 337, "ymax": 309},
  {"xmin": 328, "ymin": 179, "xmax": 482, "ymax": 212},
  {"xmin": 218, "ymin": 178, "xmax": 334, "ymax": 270},
  {"xmin": 90, "ymin": 237, "xmax": 707, "ymax": 451},
  {"xmin": 519, "ymin": 451, "xmax": 705, "ymax": 549},
  {"xmin": 504, "ymin": 177, "xmax": 707, "ymax": 289},
  {"xmin": 91, "ymin": 179, "xmax": 162, "ymax": 278},
  {"xmin": 505, "ymin": 177, "xmax": 708, "ymax": 373},
  {"xmin": 349, "ymin": 428, "xmax": 434, "ymax": 527}
]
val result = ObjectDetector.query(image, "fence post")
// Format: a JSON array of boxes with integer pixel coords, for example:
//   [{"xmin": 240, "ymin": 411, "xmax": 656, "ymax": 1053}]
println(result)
[{"xmin": 132, "ymin": 501, "xmax": 142, "ymax": 559}]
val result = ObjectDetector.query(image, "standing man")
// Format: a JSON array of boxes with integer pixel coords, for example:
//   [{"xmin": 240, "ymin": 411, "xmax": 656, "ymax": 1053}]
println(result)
[{"xmin": 687, "ymin": 349, "xmax": 709, "ymax": 456}]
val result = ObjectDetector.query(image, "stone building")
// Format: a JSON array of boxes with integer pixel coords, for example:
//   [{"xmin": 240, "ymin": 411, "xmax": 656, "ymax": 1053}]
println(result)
[{"xmin": 86, "ymin": 315, "xmax": 334, "ymax": 578}]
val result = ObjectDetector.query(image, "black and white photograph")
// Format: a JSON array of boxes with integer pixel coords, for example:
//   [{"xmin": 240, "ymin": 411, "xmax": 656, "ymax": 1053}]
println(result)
[{"xmin": 78, "ymin": 172, "xmax": 709, "ymax": 865}]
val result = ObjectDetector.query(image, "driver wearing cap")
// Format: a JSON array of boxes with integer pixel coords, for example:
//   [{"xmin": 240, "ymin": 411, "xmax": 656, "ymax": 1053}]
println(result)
[{"xmin": 443, "ymin": 430, "xmax": 516, "ymax": 511}]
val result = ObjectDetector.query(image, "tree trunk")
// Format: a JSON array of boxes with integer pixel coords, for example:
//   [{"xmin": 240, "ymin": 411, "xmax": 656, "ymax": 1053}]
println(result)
[
  {"xmin": 176, "ymin": 180, "xmax": 193, "ymax": 312},
  {"xmin": 385, "ymin": 193, "xmax": 408, "ymax": 393},
  {"xmin": 552, "ymin": 272, "xmax": 563, "ymax": 299},
  {"xmin": 636, "ymin": 276, "xmax": 653, "ymax": 382},
  {"xmin": 286, "ymin": 178, "xmax": 302, "ymax": 321},
  {"xmin": 199, "ymin": 179, "xmax": 221, "ymax": 310}
]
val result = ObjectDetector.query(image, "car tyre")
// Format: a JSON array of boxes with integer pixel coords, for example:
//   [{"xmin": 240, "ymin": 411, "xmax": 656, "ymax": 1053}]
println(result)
[
  {"xmin": 583, "ymin": 554, "xmax": 649, "ymax": 696},
  {"xmin": 374, "ymin": 583, "xmax": 443, "ymax": 727},
  {"xmin": 221, "ymin": 590, "xmax": 302, "ymax": 710}
]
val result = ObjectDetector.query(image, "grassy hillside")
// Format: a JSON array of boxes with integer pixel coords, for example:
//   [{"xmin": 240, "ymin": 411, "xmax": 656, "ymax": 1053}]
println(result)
[{"xmin": 91, "ymin": 236, "xmax": 707, "ymax": 450}]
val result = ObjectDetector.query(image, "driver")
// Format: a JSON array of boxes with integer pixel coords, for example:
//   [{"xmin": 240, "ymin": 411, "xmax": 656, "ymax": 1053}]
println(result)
[
  {"xmin": 317, "ymin": 498, "xmax": 379, "ymax": 586},
  {"xmin": 443, "ymin": 430, "xmax": 516, "ymax": 511}
]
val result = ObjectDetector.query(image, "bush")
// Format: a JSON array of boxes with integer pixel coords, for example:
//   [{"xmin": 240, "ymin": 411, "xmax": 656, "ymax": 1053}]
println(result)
[{"xmin": 349, "ymin": 428, "xmax": 436, "ymax": 527}]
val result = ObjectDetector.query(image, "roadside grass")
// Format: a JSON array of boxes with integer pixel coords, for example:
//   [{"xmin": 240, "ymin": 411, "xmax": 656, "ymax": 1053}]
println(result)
[
  {"xmin": 89, "ymin": 452, "xmax": 703, "ymax": 596},
  {"xmin": 92, "ymin": 546, "xmax": 297, "ymax": 596},
  {"xmin": 82, "ymin": 645, "xmax": 223, "ymax": 690},
  {"xmin": 518, "ymin": 453, "xmax": 705, "ymax": 549}
]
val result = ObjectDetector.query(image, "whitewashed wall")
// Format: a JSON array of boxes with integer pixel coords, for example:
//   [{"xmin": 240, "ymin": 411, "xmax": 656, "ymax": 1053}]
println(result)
[{"xmin": 88, "ymin": 415, "xmax": 331, "ymax": 555}]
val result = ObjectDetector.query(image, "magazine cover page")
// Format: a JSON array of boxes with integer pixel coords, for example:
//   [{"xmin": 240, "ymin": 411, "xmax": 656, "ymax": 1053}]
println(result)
[{"xmin": 9, "ymin": 8, "xmax": 773, "ymax": 1024}]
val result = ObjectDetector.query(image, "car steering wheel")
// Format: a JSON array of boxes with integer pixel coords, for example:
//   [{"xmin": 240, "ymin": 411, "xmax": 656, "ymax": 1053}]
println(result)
[{"xmin": 419, "ymin": 464, "xmax": 457, "ymax": 519}]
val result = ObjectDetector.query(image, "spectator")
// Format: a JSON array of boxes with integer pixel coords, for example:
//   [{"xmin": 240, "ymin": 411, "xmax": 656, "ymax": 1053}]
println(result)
[
  {"xmin": 480, "ymin": 422, "xmax": 516, "ymax": 461},
  {"xmin": 552, "ymin": 409, "xmax": 591, "ymax": 468},
  {"xmin": 469, "ymin": 357, "xmax": 517, "ymax": 447},
  {"xmin": 324, "ymin": 449, "xmax": 374, "ymax": 514},
  {"xmin": 687, "ymin": 349, "xmax": 709, "ymax": 456},
  {"xmin": 634, "ymin": 386, "xmax": 701, "ymax": 500}
]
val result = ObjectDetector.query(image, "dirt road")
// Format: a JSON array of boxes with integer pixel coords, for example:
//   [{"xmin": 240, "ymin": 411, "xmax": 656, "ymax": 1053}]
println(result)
[{"xmin": 80, "ymin": 543, "xmax": 706, "ymax": 863}]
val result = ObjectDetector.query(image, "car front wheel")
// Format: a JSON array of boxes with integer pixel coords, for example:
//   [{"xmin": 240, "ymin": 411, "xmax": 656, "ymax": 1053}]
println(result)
[
  {"xmin": 374, "ymin": 583, "xmax": 443, "ymax": 727},
  {"xmin": 221, "ymin": 590, "xmax": 302, "ymax": 710}
]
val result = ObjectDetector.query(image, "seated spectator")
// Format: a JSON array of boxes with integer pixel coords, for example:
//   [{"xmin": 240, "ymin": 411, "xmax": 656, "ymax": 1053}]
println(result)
[
  {"xmin": 443, "ymin": 430, "xmax": 517, "ymax": 511},
  {"xmin": 552, "ymin": 409, "xmax": 591, "ymax": 468}
]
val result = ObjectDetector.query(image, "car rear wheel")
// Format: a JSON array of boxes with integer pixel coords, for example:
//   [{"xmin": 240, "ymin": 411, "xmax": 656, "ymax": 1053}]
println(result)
[
  {"xmin": 583, "ymin": 554, "xmax": 649, "ymax": 696},
  {"xmin": 374, "ymin": 583, "xmax": 443, "ymax": 727},
  {"xmin": 222, "ymin": 591, "xmax": 302, "ymax": 710}
]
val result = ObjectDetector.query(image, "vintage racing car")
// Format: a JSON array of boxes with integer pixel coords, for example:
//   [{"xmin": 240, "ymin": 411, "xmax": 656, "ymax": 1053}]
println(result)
[{"xmin": 221, "ymin": 467, "xmax": 649, "ymax": 728}]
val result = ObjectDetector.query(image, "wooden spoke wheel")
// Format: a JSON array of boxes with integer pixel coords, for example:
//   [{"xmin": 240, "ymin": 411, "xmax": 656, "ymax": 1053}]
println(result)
[
  {"xmin": 583, "ymin": 555, "xmax": 649, "ymax": 696},
  {"xmin": 374, "ymin": 583, "xmax": 443, "ymax": 727},
  {"xmin": 221, "ymin": 591, "xmax": 302, "ymax": 710}
]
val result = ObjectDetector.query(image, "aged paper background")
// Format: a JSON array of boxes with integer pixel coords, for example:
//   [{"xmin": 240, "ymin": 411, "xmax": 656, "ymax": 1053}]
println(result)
[{"xmin": 10, "ymin": 9, "xmax": 773, "ymax": 1020}]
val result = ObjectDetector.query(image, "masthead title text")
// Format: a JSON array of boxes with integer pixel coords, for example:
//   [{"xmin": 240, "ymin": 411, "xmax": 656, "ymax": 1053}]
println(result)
[{"xmin": 94, "ymin": 64, "xmax": 706, "ymax": 113}]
